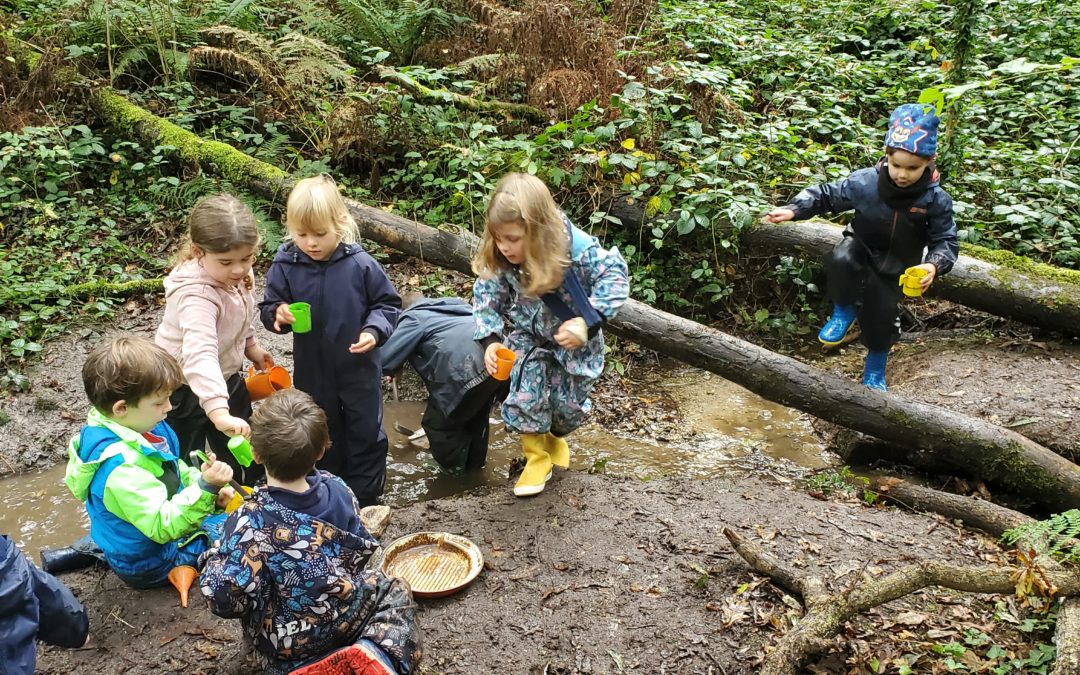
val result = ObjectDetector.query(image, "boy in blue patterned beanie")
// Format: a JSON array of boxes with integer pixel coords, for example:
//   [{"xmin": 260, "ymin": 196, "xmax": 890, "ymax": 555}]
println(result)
[{"xmin": 764, "ymin": 103, "xmax": 958, "ymax": 391}]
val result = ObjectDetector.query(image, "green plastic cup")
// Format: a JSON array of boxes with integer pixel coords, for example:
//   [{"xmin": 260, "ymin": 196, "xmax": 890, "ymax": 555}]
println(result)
[
  {"xmin": 289, "ymin": 302, "xmax": 312, "ymax": 334},
  {"xmin": 228, "ymin": 435, "xmax": 253, "ymax": 467}
]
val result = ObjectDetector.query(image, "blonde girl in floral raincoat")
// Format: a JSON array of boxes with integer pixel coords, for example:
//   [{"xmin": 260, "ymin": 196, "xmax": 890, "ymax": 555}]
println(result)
[{"xmin": 472, "ymin": 173, "xmax": 630, "ymax": 497}]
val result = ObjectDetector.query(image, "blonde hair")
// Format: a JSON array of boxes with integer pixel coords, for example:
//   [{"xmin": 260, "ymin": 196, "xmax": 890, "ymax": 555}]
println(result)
[
  {"xmin": 472, "ymin": 173, "xmax": 569, "ymax": 296},
  {"xmin": 285, "ymin": 175, "xmax": 360, "ymax": 245},
  {"xmin": 82, "ymin": 336, "xmax": 183, "ymax": 413},
  {"xmin": 178, "ymin": 193, "xmax": 260, "ymax": 262}
]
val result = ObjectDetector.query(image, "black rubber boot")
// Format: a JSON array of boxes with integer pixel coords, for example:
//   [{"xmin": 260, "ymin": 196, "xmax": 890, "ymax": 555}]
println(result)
[{"xmin": 39, "ymin": 547, "xmax": 99, "ymax": 574}]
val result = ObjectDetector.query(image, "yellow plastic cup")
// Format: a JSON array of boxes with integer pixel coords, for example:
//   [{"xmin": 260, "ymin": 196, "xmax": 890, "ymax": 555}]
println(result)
[
  {"xmin": 899, "ymin": 266, "xmax": 928, "ymax": 297},
  {"xmin": 225, "ymin": 485, "xmax": 254, "ymax": 514},
  {"xmin": 493, "ymin": 348, "xmax": 517, "ymax": 381}
]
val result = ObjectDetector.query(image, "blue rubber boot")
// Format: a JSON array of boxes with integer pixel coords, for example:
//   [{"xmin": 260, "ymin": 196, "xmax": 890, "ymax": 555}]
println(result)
[
  {"xmin": 818, "ymin": 304, "xmax": 857, "ymax": 345},
  {"xmin": 862, "ymin": 350, "xmax": 889, "ymax": 391}
]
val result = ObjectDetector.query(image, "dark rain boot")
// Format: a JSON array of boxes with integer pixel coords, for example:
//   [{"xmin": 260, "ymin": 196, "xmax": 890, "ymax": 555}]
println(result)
[{"xmin": 39, "ymin": 547, "xmax": 99, "ymax": 574}]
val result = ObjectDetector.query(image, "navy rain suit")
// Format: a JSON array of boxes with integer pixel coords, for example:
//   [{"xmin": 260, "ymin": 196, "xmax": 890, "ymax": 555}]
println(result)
[
  {"xmin": 260, "ymin": 242, "xmax": 401, "ymax": 505},
  {"xmin": 788, "ymin": 160, "xmax": 958, "ymax": 350},
  {"xmin": 0, "ymin": 535, "xmax": 90, "ymax": 675},
  {"xmin": 380, "ymin": 298, "xmax": 509, "ymax": 470}
]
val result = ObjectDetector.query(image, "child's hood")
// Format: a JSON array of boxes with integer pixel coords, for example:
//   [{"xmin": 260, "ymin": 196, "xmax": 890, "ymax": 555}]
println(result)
[
  {"xmin": 64, "ymin": 408, "xmax": 175, "ymax": 501},
  {"xmin": 272, "ymin": 241, "xmax": 359, "ymax": 266},
  {"xmin": 163, "ymin": 258, "xmax": 233, "ymax": 298}
]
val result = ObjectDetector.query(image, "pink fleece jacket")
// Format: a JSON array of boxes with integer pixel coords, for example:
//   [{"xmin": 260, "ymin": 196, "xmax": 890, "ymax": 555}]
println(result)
[{"xmin": 154, "ymin": 259, "xmax": 257, "ymax": 415}]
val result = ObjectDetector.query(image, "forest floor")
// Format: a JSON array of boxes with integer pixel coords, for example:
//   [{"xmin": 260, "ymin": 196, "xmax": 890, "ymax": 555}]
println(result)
[{"xmin": 3, "ymin": 262, "xmax": 1079, "ymax": 674}]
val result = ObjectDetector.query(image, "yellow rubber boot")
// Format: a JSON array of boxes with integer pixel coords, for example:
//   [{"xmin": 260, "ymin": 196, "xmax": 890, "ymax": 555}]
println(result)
[
  {"xmin": 514, "ymin": 434, "xmax": 553, "ymax": 497},
  {"xmin": 546, "ymin": 433, "xmax": 570, "ymax": 469}
]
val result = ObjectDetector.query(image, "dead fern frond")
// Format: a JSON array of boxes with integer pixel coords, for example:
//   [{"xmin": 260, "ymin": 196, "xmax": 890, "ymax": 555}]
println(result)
[
  {"xmin": 273, "ymin": 33, "xmax": 355, "ymax": 90},
  {"xmin": 199, "ymin": 25, "xmax": 276, "ymax": 65},
  {"xmin": 445, "ymin": 53, "xmax": 510, "ymax": 80},
  {"xmin": 187, "ymin": 46, "xmax": 286, "ymax": 98}
]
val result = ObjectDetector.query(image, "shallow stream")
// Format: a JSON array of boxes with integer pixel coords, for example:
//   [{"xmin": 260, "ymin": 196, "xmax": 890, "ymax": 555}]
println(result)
[{"xmin": 0, "ymin": 366, "xmax": 828, "ymax": 561}]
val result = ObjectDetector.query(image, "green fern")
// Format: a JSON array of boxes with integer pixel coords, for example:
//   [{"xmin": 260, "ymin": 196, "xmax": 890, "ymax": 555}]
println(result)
[
  {"xmin": 335, "ymin": 0, "xmax": 468, "ymax": 65},
  {"xmin": 1002, "ymin": 509, "xmax": 1080, "ymax": 562}
]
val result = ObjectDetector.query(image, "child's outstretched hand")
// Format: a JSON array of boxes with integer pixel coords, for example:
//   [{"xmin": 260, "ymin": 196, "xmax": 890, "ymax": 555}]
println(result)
[
  {"xmin": 246, "ymin": 345, "xmax": 274, "ymax": 371},
  {"xmin": 484, "ymin": 342, "xmax": 508, "ymax": 377},
  {"xmin": 273, "ymin": 303, "xmax": 296, "ymax": 332},
  {"xmin": 200, "ymin": 452, "xmax": 234, "ymax": 488},
  {"xmin": 349, "ymin": 331, "xmax": 377, "ymax": 354},
  {"xmin": 209, "ymin": 409, "xmax": 250, "ymax": 437},
  {"xmin": 763, "ymin": 208, "xmax": 794, "ymax": 223},
  {"xmin": 914, "ymin": 263, "xmax": 937, "ymax": 290}
]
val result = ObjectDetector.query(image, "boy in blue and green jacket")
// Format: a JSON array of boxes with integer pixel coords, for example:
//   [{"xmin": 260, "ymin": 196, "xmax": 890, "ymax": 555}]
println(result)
[{"xmin": 64, "ymin": 336, "xmax": 236, "ymax": 588}]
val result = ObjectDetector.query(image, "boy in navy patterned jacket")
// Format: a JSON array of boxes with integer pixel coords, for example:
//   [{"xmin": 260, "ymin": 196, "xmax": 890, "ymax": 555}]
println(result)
[
  {"xmin": 766, "ymin": 103, "xmax": 959, "ymax": 391},
  {"xmin": 199, "ymin": 388, "xmax": 421, "ymax": 675}
]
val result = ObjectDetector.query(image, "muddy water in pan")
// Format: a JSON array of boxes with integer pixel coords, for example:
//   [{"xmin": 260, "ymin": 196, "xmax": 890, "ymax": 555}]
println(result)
[{"xmin": 0, "ymin": 367, "xmax": 827, "ymax": 560}]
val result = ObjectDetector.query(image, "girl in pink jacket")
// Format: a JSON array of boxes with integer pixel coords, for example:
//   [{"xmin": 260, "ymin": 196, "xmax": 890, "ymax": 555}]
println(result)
[{"xmin": 155, "ymin": 194, "xmax": 273, "ymax": 484}]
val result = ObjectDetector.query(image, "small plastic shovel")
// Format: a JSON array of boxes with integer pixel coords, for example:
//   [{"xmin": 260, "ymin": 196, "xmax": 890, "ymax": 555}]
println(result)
[{"xmin": 190, "ymin": 450, "xmax": 249, "ymax": 501}]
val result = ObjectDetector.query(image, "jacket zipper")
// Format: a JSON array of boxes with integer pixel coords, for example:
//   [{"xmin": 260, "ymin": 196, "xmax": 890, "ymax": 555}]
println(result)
[{"xmin": 881, "ymin": 209, "xmax": 898, "ymax": 272}]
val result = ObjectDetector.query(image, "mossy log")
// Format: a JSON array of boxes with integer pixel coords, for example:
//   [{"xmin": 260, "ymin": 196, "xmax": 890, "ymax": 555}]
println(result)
[
  {"xmin": 92, "ymin": 88, "xmax": 1080, "ymax": 512},
  {"xmin": 724, "ymin": 526, "xmax": 1080, "ymax": 675},
  {"xmin": 88, "ymin": 87, "xmax": 292, "ymax": 203},
  {"xmin": 374, "ymin": 65, "xmax": 546, "ymax": 122},
  {"xmin": 0, "ymin": 278, "xmax": 163, "ymax": 305},
  {"xmin": 741, "ymin": 219, "xmax": 1080, "ymax": 335}
]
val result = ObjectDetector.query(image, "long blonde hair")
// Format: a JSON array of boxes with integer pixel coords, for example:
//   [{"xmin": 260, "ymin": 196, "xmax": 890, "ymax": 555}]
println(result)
[
  {"xmin": 472, "ymin": 173, "xmax": 569, "ymax": 296},
  {"xmin": 285, "ymin": 174, "xmax": 360, "ymax": 245},
  {"xmin": 177, "ymin": 193, "xmax": 260, "ymax": 262}
]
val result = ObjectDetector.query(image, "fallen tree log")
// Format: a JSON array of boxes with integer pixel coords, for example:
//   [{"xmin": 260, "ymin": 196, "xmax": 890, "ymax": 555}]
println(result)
[
  {"xmin": 602, "ymin": 194, "xmax": 1080, "ymax": 335},
  {"xmin": 724, "ymin": 526, "xmax": 1080, "ymax": 675},
  {"xmin": 870, "ymin": 476, "xmax": 1035, "ymax": 535},
  {"xmin": 742, "ymin": 219, "xmax": 1080, "ymax": 336},
  {"xmin": 374, "ymin": 65, "xmax": 545, "ymax": 122},
  {"xmin": 90, "ymin": 87, "xmax": 1080, "ymax": 512}
]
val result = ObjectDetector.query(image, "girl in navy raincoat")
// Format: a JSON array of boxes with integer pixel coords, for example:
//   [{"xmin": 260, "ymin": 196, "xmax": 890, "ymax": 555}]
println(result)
[
  {"xmin": 260, "ymin": 175, "xmax": 401, "ymax": 505},
  {"xmin": 472, "ymin": 173, "xmax": 630, "ymax": 498}
]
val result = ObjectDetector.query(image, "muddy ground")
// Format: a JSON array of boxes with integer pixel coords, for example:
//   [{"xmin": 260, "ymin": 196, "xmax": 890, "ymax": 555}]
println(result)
[
  {"xmin": 3, "ymin": 283, "xmax": 1080, "ymax": 673},
  {"xmin": 34, "ymin": 473, "xmax": 1044, "ymax": 675}
]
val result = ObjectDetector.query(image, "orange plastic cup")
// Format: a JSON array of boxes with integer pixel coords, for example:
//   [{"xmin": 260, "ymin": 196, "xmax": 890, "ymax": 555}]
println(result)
[
  {"xmin": 245, "ymin": 365, "xmax": 292, "ymax": 401},
  {"xmin": 168, "ymin": 565, "xmax": 197, "ymax": 608},
  {"xmin": 493, "ymin": 348, "xmax": 516, "ymax": 381}
]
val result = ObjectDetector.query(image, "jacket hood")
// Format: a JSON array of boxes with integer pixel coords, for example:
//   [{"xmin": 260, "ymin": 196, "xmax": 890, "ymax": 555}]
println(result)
[
  {"xmin": 272, "ymin": 241, "xmax": 358, "ymax": 266},
  {"xmin": 407, "ymin": 297, "xmax": 472, "ymax": 317},
  {"xmin": 876, "ymin": 157, "xmax": 940, "ymax": 190},
  {"xmin": 163, "ymin": 258, "xmax": 234, "ymax": 298}
]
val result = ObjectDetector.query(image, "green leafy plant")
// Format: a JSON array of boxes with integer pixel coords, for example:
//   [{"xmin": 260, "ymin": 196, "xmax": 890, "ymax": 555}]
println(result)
[
  {"xmin": 335, "ymin": 0, "xmax": 466, "ymax": 65},
  {"xmin": 1002, "ymin": 509, "xmax": 1080, "ymax": 562}
]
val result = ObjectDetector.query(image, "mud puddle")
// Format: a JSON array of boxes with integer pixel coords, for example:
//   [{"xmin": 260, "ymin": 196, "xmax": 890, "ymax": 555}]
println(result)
[{"xmin": 0, "ymin": 367, "xmax": 826, "ymax": 560}]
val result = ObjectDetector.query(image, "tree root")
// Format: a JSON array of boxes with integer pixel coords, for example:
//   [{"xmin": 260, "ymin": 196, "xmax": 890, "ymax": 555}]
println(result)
[{"xmin": 723, "ymin": 526, "xmax": 1080, "ymax": 675}]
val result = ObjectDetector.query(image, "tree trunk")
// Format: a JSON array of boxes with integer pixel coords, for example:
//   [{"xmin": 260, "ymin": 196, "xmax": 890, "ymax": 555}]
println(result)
[
  {"xmin": 869, "ymin": 476, "xmax": 1034, "ymax": 535},
  {"xmin": 740, "ymin": 219, "xmax": 1080, "ymax": 336},
  {"xmin": 374, "ymin": 66, "xmax": 546, "ymax": 122},
  {"xmin": 603, "ymin": 191, "xmax": 1080, "ymax": 335},
  {"xmin": 90, "ymin": 87, "xmax": 1080, "ymax": 512}
]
